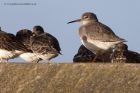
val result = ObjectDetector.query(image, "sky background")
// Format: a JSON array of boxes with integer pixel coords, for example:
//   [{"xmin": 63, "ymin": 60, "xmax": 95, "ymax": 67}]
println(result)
[{"xmin": 0, "ymin": 0, "xmax": 140, "ymax": 63}]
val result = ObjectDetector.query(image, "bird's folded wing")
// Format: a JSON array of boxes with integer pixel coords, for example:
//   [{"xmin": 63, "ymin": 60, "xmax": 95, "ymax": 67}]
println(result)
[
  {"xmin": 31, "ymin": 33, "xmax": 61, "ymax": 54},
  {"xmin": 80, "ymin": 22, "xmax": 126, "ymax": 42},
  {"xmin": 0, "ymin": 32, "xmax": 28, "ymax": 52}
]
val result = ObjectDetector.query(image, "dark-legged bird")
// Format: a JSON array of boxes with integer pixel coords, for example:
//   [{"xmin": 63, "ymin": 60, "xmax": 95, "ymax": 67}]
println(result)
[
  {"xmin": 30, "ymin": 26, "xmax": 61, "ymax": 63},
  {"xmin": 111, "ymin": 43, "xmax": 140, "ymax": 63},
  {"xmin": 68, "ymin": 12, "xmax": 126, "ymax": 62},
  {"xmin": 16, "ymin": 29, "xmax": 42, "ymax": 63},
  {"xmin": 73, "ymin": 45, "xmax": 111, "ymax": 63},
  {"xmin": 0, "ymin": 27, "xmax": 28, "ymax": 62}
]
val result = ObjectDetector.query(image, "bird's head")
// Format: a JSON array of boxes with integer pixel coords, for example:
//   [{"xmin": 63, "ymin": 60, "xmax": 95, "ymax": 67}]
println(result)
[
  {"xmin": 32, "ymin": 25, "xmax": 44, "ymax": 36},
  {"xmin": 67, "ymin": 12, "xmax": 98, "ymax": 25}
]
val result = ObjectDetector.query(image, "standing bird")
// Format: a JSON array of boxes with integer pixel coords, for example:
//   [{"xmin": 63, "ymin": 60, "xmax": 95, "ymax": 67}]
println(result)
[
  {"xmin": 16, "ymin": 29, "xmax": 41, "ymax": 63},
  {"xmin": 68, "ymin": 12, "xmax": 126, "ymax": 62},
  {"xmin": 30, "ymin": 26, "xmax": 61, "ymax": 63},
  {"xmin": 0, "ymin": 27, "xmax": 28, "ymax": 62},
  {"xmin": 111, "ymin": 43, "xmax": 140, "ymax": 63}
]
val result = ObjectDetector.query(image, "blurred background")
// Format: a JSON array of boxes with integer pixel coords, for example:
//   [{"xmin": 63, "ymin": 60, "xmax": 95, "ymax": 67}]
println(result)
[{"xmin": 0, "ymin": 0, "xmax": 140, "ymax": 63}]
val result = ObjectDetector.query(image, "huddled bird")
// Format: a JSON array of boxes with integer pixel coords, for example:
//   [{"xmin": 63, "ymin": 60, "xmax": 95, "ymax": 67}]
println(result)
[
  {"xmin": 73, "ymin": 45, "xmax": 101, "ymax": 62},
  {"xmin": 73, "ymin": 44, "xmax": 140, "ymax": 63},
  {"xmin": 111, "ymin": 43, "xmax": 140, "ymax": 63},
  {"xmin": 0, "ymin": 27, "xmax": 29, "ymax": 62},
  {"xmin": 68, "ymin": 12, "xmax": 126, "ymax": 62},
  {"xmin": 30, "ymin": 25, "xmax": 62, "ymax": 63},
  {"xmin": 73, "ymin": 45, "xmax": 111, "ymax": 63},
  {"xmin": 16, "ymin": 29, "xmax": 41, "ymax": 63}
]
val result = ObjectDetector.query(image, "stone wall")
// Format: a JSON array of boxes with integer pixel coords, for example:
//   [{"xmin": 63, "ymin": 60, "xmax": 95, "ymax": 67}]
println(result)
[{"xmin": 0, "ymin": 63, "xmax": 140, "ymax": 93}]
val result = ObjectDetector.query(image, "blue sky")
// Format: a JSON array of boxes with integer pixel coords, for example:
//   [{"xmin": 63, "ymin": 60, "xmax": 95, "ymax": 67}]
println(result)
[{"xmin": 0, "ymin": 0, "xmax": 140, "ymax": 62}]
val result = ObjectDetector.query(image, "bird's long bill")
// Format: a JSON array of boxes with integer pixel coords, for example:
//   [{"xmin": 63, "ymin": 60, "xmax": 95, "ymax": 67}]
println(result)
[{"xmin": 67, "ymin": 19, "xmax": 81, "ymax": 24}]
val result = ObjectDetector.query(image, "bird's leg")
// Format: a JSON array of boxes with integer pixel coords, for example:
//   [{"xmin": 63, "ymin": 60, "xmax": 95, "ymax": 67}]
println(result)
[
  {"xmin": 36, "ymin": 60, "xmax": 39, "ymax": 63},
  {"xmin": 92, "ymin": 54, "xmax": 98, "ymax": 62},
  {"xmin": 111, "ymin": 54, "xmax": 115, "ymax": 63},
  {"xmin": 92, "ymin": 51, "xmax": 103, "ymax": 62},
  {"xmin": 36, "ymin": 59, "xmax": 40, "ymax": 63},
  {"xmin": 35, "ymin": 58, "xmax": 42, "ymax": 63},
  {"xmin": 111, "ymin": 49, "xmax": 115, "ymax": 63}
]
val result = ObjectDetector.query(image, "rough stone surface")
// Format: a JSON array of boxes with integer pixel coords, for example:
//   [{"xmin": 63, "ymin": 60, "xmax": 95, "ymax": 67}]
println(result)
[{"xmin": 0, "ymin": 63, "xmax": 140, "ymax": 93}]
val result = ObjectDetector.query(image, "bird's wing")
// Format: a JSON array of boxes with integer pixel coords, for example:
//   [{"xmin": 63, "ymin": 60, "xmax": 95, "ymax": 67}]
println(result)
[
  {"xmin": 47, "ymin": 33, "xmax": 61, "ymax": 53},
  {"xmin": 31, "ymin": 33, "xmax": 61, "ymax": 54},
  {"xmin": 80, "ymin": 22, "xmax": 126, "ymax": 42},
  {"xmin": 0, "ymin": 32, "xmax": 28, "ymax": 52},
  {"xmin": 16, "ymin": 30, "xmax": 32, "ymax": 50}
]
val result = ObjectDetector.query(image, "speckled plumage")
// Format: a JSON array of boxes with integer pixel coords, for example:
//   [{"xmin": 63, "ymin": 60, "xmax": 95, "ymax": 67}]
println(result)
[
  {"xmin": 0, "ymin": 28, "xmax": 28, "ymax": 62},
  {"xmin": 111, "ymin": 43, "xmax": 140, "ymax": 63},
  {"xmin": 30, "ymin": 26, "xmax": 61, "ymax": 62},
  {"xmin": 16, "ymin": 29, "xmax": 41, "ymax": 63}
]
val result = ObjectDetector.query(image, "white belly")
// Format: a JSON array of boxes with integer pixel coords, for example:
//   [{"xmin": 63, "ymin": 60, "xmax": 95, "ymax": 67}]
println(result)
[
  {"xmin": 88, "ymin": 40, "xmax": 120, "ymax": 50},
  {"xmin": 20, "ymin": 53, "xmax": 40, "ymax": 62},
  {"xmin": 39, "ymin": 53, "xmax": 58, "ymax": 61},
  {"xmin": 81, "ymin": 39, "xmax": 120, "ymax": 54},
  {"xmin": 81, "ymin": 40, "xmax": 102, "ymax": 54},
  {"xmin": 0, "ymin": 49, "xmax": 18, "ymax": 59}
]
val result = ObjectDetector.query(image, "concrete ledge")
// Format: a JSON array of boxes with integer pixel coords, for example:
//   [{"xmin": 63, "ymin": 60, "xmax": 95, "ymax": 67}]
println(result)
[{"xmin": 0, "ymin": 63, "xmax": 140, "ymax": 93}]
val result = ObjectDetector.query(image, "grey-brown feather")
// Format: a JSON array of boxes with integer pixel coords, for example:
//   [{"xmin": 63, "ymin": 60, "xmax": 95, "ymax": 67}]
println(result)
[{"xmin": 79, "ymin": 22, "xmax": 126, "ymax": 42}]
